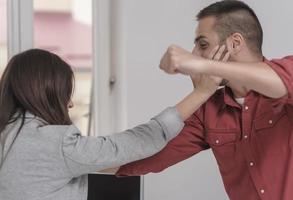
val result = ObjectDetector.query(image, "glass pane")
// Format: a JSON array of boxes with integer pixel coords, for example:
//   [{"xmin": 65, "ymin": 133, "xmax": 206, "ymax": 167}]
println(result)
[
  {"xmin": 33, "ymin": 0, "xmax": 92, "ymax": 135},
  {"xmin": 0, "ymin": 0, "xmax": 8, "ymax": 75}
]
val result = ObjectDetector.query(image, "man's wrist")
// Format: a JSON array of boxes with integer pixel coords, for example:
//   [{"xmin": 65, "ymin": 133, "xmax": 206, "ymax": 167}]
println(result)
[{"xmin": 199, "ymin": 59, "xmax": 214, "ymax": 74}]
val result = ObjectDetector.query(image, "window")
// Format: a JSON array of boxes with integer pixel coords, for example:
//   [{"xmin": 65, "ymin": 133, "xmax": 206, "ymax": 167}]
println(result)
[
  {"xmin": 0, "ymin": 0, "xmax": 8, "ymax": 75},
  {"xmin": 33, "ymin": 0, "xmax": 92, "ymax": 134}
]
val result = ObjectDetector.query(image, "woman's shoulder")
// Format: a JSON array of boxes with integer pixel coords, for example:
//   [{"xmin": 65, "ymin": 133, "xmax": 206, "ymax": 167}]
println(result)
[
  {"xmin": 37, "ymin": 123, "xmax": 80, "ymax": 137},
  {"xmin": 20, "ymin": 116, "xmax": 81, "ymax": 138}
]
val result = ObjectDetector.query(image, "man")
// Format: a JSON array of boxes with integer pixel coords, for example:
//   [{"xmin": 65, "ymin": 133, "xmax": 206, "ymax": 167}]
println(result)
[{"xmin": 115, "ymin": 1, "xmax": 293, "ymax": 200}]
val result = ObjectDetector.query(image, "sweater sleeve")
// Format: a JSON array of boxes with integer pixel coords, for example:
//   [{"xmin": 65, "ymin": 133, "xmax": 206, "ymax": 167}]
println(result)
[{"xmin": 62, "ymin": 107, "xmax": 184, "ymax": 177}]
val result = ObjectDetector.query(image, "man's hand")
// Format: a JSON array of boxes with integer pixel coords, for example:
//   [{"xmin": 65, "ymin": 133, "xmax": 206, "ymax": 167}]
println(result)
[
  {"xmin": 159, "ymin": 44, "xmax": 203, "ymax": 75},
  {"xmin": 191, "ymin": 45, "xmax": 230, "ymax": 95},
  {"xmin": 159, "ymin": 44, "xmax": 229, "ymax": 76},
  {"xmin": 159, "ymin": 44, "xmax": 229, "ymax": 94}
]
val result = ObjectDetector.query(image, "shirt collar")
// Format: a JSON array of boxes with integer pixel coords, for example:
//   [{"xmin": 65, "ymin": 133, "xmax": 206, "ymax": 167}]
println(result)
[
  {"xmin": 223, "ymin": 87, "xmax": 241, "ymax": 109},
  {"xmin": 222, "ymin": 87, "xmax": 258, "ymax": 109}
]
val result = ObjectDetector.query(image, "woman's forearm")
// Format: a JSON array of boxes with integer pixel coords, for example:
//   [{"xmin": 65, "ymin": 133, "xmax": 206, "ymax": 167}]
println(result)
[
  {"xmin": 96, "ymin": 89, "xmax": 214, "ymax": 174},
  {"xmin": 175, "ymin": 89, "xmax": 213, "ymax": 121}
]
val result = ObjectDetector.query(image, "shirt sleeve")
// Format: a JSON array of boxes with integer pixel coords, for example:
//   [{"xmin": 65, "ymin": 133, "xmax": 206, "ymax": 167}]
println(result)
[
  {"xmin": 265, "ymin": 56, "xmax": 293, "ymax": 105},
  {"xmin": 116, "ymin": 108, "xmax": 209, "ymax": 177},
  {"xmin": 62, "ymin": 107, "xmax": 184, "ymax": 177}
]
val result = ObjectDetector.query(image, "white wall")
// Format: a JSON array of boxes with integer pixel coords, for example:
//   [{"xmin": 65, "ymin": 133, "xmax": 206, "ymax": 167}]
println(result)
[
  {"xmin": 243, "ymin": 0, "xmax": 293, "ymax": 58},
  {"xmin": 121, "ymin": 0, "xmax": 293, "ymax": 200},
  {"xmin": 73, "ymin": 0, "xmax": 92, "ymax": 25}
]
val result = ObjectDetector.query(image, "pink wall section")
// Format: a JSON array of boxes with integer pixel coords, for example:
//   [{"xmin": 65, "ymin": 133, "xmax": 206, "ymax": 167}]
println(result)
[
  {"xmin": 0, "ymin": 0, "xmax": 7, "ymax": 44},
  {"xmin": 34, "ymin": 12, "xmax": 92, "ymax": 69},
  {"xmin": 0, "ymin": 0, "xmax": 92, "ymax": 69}
]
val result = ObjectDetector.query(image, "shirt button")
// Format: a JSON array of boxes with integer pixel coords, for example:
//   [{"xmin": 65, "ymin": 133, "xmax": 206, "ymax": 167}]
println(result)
[
  {"xmin": 215, "ymin": 140, "xmax": 220, "ymax": 144},
  {"xmin": 244, "ymin": 135, "xmax": 248, "ymax": 139},
  {"xmin": 249, "ymin": 162, "xmax": 254, "ymax": 166},
  {"xmin": 244, "ymin": 106, "xmax": 249, "ymax": 110},
  {"xmin": 269, "ymin": 120, "xmax": 273, "ymax": 124},
  {"xmin": 260, "ymin": 189, "xmax": 265, "ymax": 194}
]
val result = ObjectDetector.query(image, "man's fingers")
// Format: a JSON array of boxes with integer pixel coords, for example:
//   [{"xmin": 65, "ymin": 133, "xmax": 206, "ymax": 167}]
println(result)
[
  {"xmin": 222, "ymin": 52, "xmax": 230, "ymax": 62},
  {"xmin": 208, "ymin": 45, "xmax": 219, "ymax": 59},
  {"xmin": 159, "ymin": 55, "xmax": 166, "ymax": 70},
  {"xmin": 213, "ymin": 45, "xmax": 226, "ymax": 60},
  {"xmin": 159, "ymin": 53, "xmax": 179, "ymax": 74}
]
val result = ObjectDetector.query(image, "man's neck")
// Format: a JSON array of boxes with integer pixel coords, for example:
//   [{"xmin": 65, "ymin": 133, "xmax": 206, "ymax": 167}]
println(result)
[
  {"xmin": 230, "ymin": 86, "xmax": 249, "ymax": 98},
  {"xmin": 228, "ymin": 52, "xmax": 264, "ymax": 98},
  {"xmin": 233, "ymin": 52, "xmax": 263, "ymax": 63}
]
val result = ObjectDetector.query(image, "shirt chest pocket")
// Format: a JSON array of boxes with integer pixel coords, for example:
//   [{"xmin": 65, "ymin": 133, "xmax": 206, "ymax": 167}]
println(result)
[
  {"xmin": 205, "ymin": 130, "xmax": 237, "ymax": 147},
  {"xmin": 205, "ymin": 130, "xmax": 237, "ymax": 156},
  {"xmin": 205, "ymin": 130, "xmax": 238, "ymax": 171},
  {"xmin": 254, "ymin": 110, "xmax": 286, "ymax": 132}
]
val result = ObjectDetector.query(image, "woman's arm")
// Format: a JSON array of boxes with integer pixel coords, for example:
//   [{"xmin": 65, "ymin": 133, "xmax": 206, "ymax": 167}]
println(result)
[{"xmin": 62, "ymin": 88, "xmax": 215, "ymax": 177}]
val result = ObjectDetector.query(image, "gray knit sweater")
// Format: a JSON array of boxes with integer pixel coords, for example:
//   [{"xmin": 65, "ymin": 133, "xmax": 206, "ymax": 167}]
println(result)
[{"xmin": 0, "ymin": 107, "xmax": 184, "ymax": 200}]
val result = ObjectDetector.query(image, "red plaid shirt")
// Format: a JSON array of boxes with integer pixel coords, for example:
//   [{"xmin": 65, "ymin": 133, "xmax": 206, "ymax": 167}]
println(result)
[{"xmin": 117, "ymin": 56, "xmax": 293, "ymax": 200}]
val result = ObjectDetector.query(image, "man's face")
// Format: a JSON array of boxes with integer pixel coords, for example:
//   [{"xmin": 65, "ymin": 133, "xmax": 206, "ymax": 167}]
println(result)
[
  {"xmin": 193, "ymin": 16, "xmax": 230, "ymax": 86},
  {"xmin": 192, "ymin": 16, "xmax": 222, "ymax": 58}
]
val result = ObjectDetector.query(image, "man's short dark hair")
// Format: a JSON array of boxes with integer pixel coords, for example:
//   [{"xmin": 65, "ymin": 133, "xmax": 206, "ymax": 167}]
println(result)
[{"xmin": 197, "ymin": 0, "xmax": 263, "ymax": 55}]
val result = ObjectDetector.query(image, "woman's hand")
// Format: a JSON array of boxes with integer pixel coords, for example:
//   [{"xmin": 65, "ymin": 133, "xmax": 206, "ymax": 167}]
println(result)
[{"xmin": 191, "ymin": 45, "xmax": 230, "ymax": 95}]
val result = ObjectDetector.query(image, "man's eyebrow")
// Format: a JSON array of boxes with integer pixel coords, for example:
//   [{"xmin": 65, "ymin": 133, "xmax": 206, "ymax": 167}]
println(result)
[{"xmin": 194, "ymin": 35, "xmax": 207, "ymax": 44}]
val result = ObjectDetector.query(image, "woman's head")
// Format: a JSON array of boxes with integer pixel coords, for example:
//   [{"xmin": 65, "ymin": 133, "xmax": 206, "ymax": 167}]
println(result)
[{"xmin": 0, "ymin": 49, "xmax": 74, "ymax": 133}]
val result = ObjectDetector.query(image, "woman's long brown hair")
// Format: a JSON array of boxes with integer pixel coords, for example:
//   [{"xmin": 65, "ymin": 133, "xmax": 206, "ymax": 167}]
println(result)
[{"xmin": 0, "ymin": 49, "xmax": 74, "ymax": 135}]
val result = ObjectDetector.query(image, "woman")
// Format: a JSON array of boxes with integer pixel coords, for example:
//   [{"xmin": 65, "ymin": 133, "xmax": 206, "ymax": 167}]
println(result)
[{"xmin": 0, "ymin": 49, "xmax": 218, "ymax": 200}]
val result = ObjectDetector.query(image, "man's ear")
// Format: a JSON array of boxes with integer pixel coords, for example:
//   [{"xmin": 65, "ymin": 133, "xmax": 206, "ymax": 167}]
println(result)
[{"xmin": 226, "ymin": 33, "xmax": 244, "ymax": 55}]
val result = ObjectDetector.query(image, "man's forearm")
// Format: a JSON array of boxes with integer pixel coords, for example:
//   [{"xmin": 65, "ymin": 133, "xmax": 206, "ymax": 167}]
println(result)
[{"xmin": 201, "ymin": 60, "xmax": 287, "ymax": 98}]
